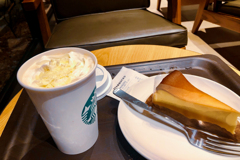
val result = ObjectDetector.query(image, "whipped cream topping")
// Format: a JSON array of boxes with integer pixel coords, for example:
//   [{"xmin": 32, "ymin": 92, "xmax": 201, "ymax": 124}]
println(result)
[{"xmin": 23, "ymin": 51, "xmax": 94, "ymax": 88}]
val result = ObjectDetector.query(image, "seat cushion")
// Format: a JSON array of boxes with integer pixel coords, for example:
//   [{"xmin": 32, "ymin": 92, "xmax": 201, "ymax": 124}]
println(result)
[
  {"xmin": 46, "ymin": 9, "xmax": 187, "ymax": 50},
  {"xmin": 51, "ymin": 0, "xmax": 150, "ymax": 21},
  {"xmin": 218, "ymin": 0, "xmax": 240, "ymax": 17}
]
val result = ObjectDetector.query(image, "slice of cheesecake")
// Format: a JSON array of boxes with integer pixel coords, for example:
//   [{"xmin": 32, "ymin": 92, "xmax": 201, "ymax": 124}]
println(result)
[{"xmin": 152, "ymin": 70, "xmax": 240, "ymax": 134}]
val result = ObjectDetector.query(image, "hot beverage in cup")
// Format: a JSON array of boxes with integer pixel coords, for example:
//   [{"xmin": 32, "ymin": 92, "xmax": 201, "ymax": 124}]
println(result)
[
  {"xmin": 23, "ymin": 51, "xmax": 95, "ymax": 88},
  {"xmin": 17, "ymin": 47, "xmax": 98, "ymax": 155}
]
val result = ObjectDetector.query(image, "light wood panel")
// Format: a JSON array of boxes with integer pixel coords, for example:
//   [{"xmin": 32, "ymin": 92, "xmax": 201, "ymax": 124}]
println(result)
[
  {"xmin": 93, "ymin": 45, "xmax": 198, "ymax": 66},
  {"xmin": 0, "ymin": 89, "xmax": 23, "ymax": 136}
]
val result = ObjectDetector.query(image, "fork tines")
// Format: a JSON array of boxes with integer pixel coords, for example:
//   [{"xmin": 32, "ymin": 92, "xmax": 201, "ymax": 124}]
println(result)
[{"xmin": 204, "ymin": 137, "xmax": 240, "ymax": 156}]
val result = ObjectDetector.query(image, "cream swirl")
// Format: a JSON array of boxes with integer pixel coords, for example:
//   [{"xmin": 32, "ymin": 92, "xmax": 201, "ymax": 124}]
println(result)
[{"xmin": 24, "ymin": 51, "xmax": 94, "ymax": 88}]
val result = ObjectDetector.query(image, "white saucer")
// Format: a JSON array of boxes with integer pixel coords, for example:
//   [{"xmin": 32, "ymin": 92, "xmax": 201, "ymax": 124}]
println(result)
[{"xmin": 118, "ymin": 74, "xmax": 240, "ymax": 160}]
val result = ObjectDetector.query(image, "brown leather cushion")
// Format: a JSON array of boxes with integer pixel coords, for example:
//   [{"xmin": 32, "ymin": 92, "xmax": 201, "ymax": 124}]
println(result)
[
  {"xmin": 218, "ymin": 0, "xmax": 240, "ymax": 17},
  {"xmin": 46, "ymin": 9, "xmax": 187, "ymax": 51},
  {"xmin": 51, "ymin": 0, "xmax": 150, "ymax": 21}
]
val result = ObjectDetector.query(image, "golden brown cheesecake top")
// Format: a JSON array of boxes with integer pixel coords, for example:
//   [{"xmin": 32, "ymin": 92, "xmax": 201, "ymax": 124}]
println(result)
[
  {"xmin": 156, "ymin": 70, "xmax": 237, "ymax": 112},
  {"xmin": 151, "ymin": 70, "xmax": 240, "ymax": 134}
]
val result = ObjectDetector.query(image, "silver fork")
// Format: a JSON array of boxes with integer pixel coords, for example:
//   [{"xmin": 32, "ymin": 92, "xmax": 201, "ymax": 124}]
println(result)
[{"xmin": 113, "ymin": 88, "xmax": 240, "ymax": 156}]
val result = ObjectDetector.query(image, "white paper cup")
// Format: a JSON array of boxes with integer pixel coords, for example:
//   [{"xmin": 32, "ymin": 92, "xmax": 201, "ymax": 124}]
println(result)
[{"xmin": 17, "ymin": 48, "xmax": 98, "ymax": 155}]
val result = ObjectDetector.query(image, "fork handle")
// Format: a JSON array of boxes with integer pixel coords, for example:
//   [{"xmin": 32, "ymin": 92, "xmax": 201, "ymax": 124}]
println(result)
[{"xmin": 113, "ymin": 88, "xmax": 186, "ymax": 131}]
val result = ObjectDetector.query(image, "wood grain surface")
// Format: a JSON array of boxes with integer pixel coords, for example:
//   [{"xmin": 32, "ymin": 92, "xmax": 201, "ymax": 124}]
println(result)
[
  {"xmin": 93, "ymin": 45, "xmax": 198, "ymax": 66},
  {"xmin": 0, "ymin": 45, "xmax": 239, "ymax": 136}
]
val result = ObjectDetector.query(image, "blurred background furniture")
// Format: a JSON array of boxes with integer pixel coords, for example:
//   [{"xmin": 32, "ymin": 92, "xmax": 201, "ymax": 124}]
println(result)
[
  {"xmin": 0, "ymin": 0, "xmax": 32, "ymax": 97},
  {"xmin": 0, "ymin": 0, "xmax": 15, "ymax": 35},
  {"xmin": 21, "ymin": 0, "xmax": 188, "ymax": 51},
  {"xmin": 192, "ymin": 0, "xmax": 240, "ymax": 33},
  {"xmin": 158, "ymin": 0, "xmax": 201, "ymax": 24}
]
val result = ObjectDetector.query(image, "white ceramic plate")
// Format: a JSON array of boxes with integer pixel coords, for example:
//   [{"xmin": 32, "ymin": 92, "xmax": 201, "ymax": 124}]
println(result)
[{"xmin": 118, "ymin": 74, "xmax": 240, "ymax": 160}]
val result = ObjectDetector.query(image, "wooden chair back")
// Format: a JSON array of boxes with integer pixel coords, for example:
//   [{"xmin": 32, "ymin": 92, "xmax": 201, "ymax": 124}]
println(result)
[{"xmin": 192, "ymin": 0, "xmax": 240, "ymax": 33}]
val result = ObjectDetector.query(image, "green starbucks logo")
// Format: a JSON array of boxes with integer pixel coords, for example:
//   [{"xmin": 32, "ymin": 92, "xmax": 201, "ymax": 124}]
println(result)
[{"xmin": 81, "ymin": 87, "xmax": 97, "ymax": 125}]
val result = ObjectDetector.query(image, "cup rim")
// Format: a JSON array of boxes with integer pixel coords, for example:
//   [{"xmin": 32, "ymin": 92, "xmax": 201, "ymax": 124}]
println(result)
[{"xmin": 17, "ymin": 47, "xmax": 98, "ymax": 92}]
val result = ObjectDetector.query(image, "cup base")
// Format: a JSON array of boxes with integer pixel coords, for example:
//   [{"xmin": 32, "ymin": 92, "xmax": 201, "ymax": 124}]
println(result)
[{"xmin": 58, "ymin": 129, "xmax": 99, "ymax": 155}]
